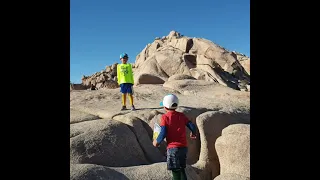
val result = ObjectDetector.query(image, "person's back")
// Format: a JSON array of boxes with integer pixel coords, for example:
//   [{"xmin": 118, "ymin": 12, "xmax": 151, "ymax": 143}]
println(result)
[
  {"xmin": 153, "ymin": 94, "xmax": 197, "ymax": 180},
  {"xmin": 162, "ymin": 111, "xmax": 188, "ymax": 149}
]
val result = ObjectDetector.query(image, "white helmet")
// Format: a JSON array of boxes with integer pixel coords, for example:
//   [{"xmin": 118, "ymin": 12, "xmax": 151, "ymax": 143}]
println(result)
[{"xmin": 160, "ymin": 94, "xmax": 179, "ymax": 109}]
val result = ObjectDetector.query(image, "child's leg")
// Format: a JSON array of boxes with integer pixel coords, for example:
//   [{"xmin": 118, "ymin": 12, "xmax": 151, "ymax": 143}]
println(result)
[
  {"xmin": 180, "ymin": 168, "xmax": 187, "ymax": 180},
  {"xmin": 167, "ymin": 148, "xmax": 183, "ymax": 180},
  {"xmin": 128, "ymin": 84, "xmax": 135, "ymax": 110},
  {"xmin": 171, "ymin": 169, "xmax": 181, "ymax": 180},
  {"xmin": 122, "ymin": 93, "xmax": 127, "ymax": 107},
  {"xmin": 120, "ymin": 84, "xmax": 127, "ymax": 108},
  {"xmin": 128, "ymin": 93, "xmax": 134, "ymax": 106},
  {"xmin": 178, "ymin": 147, "xmax": 188, "ymax": 180}
]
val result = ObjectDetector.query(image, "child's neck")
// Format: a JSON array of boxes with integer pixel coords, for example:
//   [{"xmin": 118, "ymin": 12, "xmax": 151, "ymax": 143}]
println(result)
[{"xmin": 166, "ymin": 109, "xmax": 176, "ymax": 112}]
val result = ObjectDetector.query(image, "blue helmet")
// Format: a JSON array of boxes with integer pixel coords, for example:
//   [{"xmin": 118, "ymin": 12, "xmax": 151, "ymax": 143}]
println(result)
[{"xmin": 120, "ymin": 53, "xmax": 128, "ymax": 59}]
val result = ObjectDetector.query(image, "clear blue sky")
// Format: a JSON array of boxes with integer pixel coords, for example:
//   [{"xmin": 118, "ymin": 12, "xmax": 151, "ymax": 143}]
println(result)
[{"xmin": 70, "ymin": 0, "xmax": 250, "ymax": 83}]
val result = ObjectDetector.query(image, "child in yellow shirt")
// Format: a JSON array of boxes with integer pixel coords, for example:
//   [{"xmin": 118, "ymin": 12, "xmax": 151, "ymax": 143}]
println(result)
[{"xmin": 117, "ymin": 53, "xmax": 135, "ymax": 111}]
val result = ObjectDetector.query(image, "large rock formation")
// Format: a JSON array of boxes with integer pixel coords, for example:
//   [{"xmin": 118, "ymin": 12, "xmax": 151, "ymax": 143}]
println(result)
[
  {"xmin": 77, "ymin": 31, "xmax": 250, "ymax": 91},
  {"xmin": 80, "ymin": 63, "xmax": 121, "ymax": 90},
  {"xmin": 70, "ymin": 119, "xmax": 149, "ymax": 167},
  {"xmin": 191, "ymin": 112, "xmax": 249, "ymax": 180},
  {"xmin": 234, "ymin": 52, "xmax": 250, "ymax": 75},
  {"xmin": 133, "ymin": 30, "xmax": 250, "ymax": 91},
  {"xmin": 215, "ymin": 124, "xmax": 250, "ymax": 179}
]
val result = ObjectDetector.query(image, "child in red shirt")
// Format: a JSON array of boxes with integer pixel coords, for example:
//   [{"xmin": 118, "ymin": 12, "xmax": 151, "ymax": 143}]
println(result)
[{"xmin": 153, "ymin": 94, "xmax": 197, "ymax": 180}]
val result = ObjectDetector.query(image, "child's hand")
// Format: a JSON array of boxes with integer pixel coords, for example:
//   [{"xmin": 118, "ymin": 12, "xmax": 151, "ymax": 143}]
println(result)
[
  {"xmin": 190, "ymin": 132, "xmax": 197, "ymax": 140},
  {"xmin": 153, "ymin": 139, "xmax": 159, "ymax": 147}
]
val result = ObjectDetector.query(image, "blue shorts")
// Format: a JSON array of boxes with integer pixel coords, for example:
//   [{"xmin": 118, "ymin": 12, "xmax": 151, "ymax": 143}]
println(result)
[
  {"xmin": 120, "ymin": 83, "xmax": 133, "ymax": 94},
  {"xmin": 167, "ymin": 147, "xmax": 188, "ymax": 170}
]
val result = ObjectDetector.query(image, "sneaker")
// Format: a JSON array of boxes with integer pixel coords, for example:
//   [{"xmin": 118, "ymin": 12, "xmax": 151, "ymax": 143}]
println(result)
[
  {"xmin": 131, "ymin": 105, "xmax": 136, "ymax": 111},
  {"xmin": 121, "ymin": 106, "xmax": 127, "ymax": 111}
]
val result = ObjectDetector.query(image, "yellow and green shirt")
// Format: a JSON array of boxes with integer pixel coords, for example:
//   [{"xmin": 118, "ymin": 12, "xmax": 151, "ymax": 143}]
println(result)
[{"xmin": 117, "ymin": 63, "xmax": 134, "ymax": 84}]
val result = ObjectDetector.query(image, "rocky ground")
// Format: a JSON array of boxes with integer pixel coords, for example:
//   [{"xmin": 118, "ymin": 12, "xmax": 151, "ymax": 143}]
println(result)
[{"xmin": 70, "ymin": 81, "xmax": 250, "ymax": 180}]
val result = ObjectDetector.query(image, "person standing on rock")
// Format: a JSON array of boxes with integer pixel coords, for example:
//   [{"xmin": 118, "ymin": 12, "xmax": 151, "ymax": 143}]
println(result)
[
  {"xmin": 117, "ymin": 53, "xmax": 136, "ymax": 111},
  {"xmin": 153, "ymin": 94, "xmax": 197, "ymax": 180}
]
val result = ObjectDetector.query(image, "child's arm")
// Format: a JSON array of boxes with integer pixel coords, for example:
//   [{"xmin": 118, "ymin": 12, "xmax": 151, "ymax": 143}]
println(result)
[
  {"xmin": 186, "ymin": 121, "xmax": 196, "ymax": 133},
  {"xmin": 129, "ymin": 63, "xmax": 134, "ymax": 84},
  {"xmin": 154, "ymin": 125, "xmax": 166, "ymax": 146},
  {"xmin": 153, "ymin": 116, "xmax": 167, "ymax": 147},
  {"xmin": 184, "ymin": 115, "xmax": 197, "ymax": 139}
]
